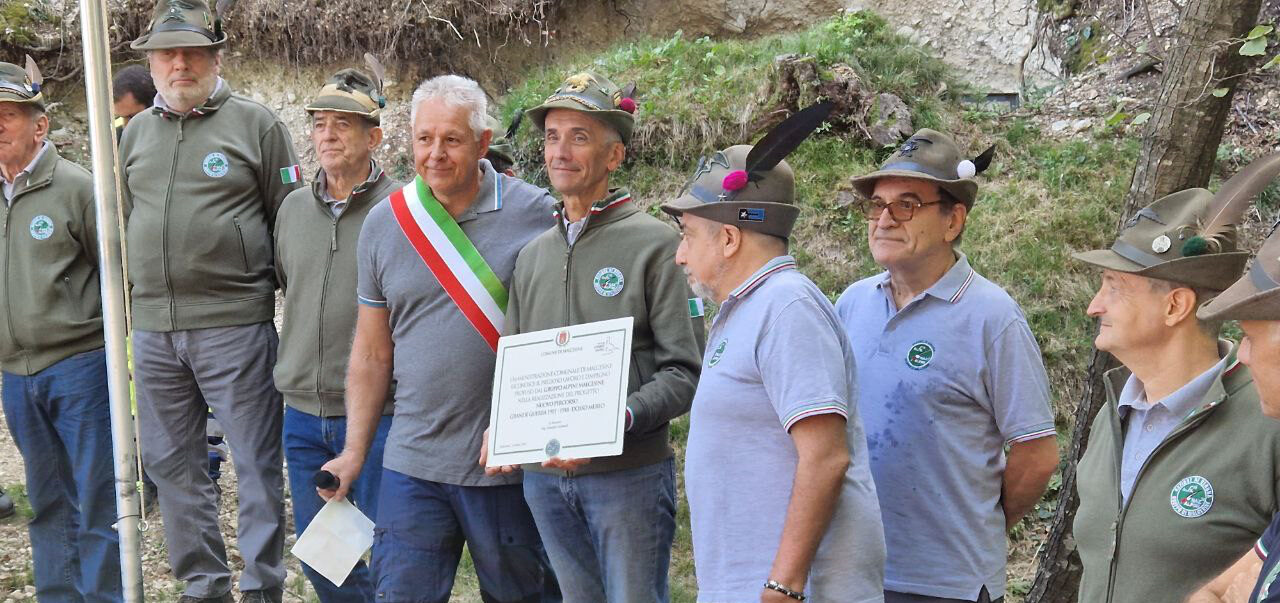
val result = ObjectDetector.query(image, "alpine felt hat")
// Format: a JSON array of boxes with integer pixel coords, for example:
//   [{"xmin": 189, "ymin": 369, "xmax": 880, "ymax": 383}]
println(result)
[
  {"xmin": 660, "ymin": 102, "xmax": 834, "ymax": 240},
  {"xmin": 849, "ymin": 128, "xmax": 994, "ymax": 208},
  {"xmin": 1074, "ymin": 153, "xmax": 1280, "ymax": 292},
  {"xmin": 0, "ymin": 57, "xmax": 43, "ymax": 111},
  {"xmin": 526, "ymin": 72, "xmax": 637, "ymax": 145},
  {"xmin": 661, "ymin": 144, "xmax": 800, "ymax": 240},
  {"xmin": 305, "ymin": 68, "xmax": 384, "ymax": 124},
  {"xmin": 131, "ymin": 0, "xmax": 228, "ymax": 50}
]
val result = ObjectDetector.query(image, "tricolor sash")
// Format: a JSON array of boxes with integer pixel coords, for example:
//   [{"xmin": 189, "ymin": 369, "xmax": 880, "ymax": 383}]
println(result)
[{"xmin": 389, "ymin": 177, "xmax": 508, "ymax": 351}]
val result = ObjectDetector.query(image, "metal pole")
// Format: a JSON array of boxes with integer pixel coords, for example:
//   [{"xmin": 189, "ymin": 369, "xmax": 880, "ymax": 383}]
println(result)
[{"xmin": 78, "ymin": 0, "xmax": 145, "ymax": 600}]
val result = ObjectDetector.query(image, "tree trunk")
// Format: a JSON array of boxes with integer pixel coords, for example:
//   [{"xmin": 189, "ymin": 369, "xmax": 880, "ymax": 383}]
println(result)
[
  {"xmin": 1024, "ymin": 348, "xmax": 1116, "ymax": 602},
  {"xmin": 1120, "ymin": 0, "xmax": 1265, "ymax": 221},
  {"xmin": 1028, "ymin": 0, "xmax": 1264, "ymax": 598}
]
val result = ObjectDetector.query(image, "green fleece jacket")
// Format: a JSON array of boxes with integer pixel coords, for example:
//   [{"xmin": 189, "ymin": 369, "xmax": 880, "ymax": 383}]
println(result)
[
  {"xmin": 1074, "ymin": 344, "xmax": 1280, "ymax": 602},
  {"xmin": 273, "ymin": 162, "xmax": 401, "ymax": 416},
  {"xmin": 119, "ymin": 79, "xmax": 301, "ymax": 331},
  {"xmin": 506, "ymin": 189, "xmax": 704, "ymax": 476},
  {"xmin": 0, "ymin": 143, "xmax": 103, "ymax": 375}
]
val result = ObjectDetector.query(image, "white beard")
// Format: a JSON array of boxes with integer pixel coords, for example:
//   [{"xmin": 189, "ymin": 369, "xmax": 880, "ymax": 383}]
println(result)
[
  {"xmin": 157, "ymin": 77, "xmax": 216, "ymax": 111},
  {"xmin": 690, "ymin": 279, "xmax": 717, "ymax": 303}
]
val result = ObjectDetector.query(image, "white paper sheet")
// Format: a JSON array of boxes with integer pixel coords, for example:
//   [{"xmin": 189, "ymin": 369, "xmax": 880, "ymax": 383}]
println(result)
[{"xmin": 290, "ymin": 498, "xmax": 375, "ymax": 587}]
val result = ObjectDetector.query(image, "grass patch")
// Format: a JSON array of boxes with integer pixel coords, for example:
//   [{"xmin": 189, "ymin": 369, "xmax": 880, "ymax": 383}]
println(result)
[
  {"xmin": 496, "ymin": 11, "xmax": 965, "ymax": 176},
  {"xmin": 3, "ymin": 482, "xmax": 33, "ymax": 521},
  {"xmin": 0, "ymin": 1, "xmax": 54, "ymax": 48}
]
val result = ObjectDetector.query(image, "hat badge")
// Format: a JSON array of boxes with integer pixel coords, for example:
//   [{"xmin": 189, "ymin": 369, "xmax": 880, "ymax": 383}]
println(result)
[
  {"xmin": 897, "ymin": 137, "xmax": 931, "ymax": 158},
  {"xmin": 162, "ymin": 0, "xmax": 190, "ymax": 21},
  {"xmin": 564, "ymin": 73, "xmax": 593, "ymax": 93},
  {"xmin": 1152, "ymin": 234, "xmax": 1172, "ymax": 254}
]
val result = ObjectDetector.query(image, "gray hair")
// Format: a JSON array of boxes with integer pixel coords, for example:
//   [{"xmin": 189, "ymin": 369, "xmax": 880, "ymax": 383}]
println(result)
[{"xmin": 409, "ymin": 74, "xmax": 489, "ymax": 140}]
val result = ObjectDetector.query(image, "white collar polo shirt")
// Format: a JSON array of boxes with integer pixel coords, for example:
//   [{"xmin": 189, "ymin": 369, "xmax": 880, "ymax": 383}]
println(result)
[
  {"xmin": 834, "ymin": 252, "xmax": 1055, "ymax": 601},
  {"xmin": 685, "ymin": 255, "xmax": 886, "ymax": 603}
]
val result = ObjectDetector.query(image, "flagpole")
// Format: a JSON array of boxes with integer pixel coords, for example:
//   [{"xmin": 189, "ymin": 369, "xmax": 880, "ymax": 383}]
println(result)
[{"xmin": 78, "ymin": 0, "xmax": 145, "ymax": 599}]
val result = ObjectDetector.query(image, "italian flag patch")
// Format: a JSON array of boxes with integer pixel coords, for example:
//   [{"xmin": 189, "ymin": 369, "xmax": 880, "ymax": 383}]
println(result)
[
  {"xmin": 689, "ymin": 297, "xmax": 705, "ymax": 318},
  {"xmin": 279, "ymin": 165, "xmax": 302, "ymax": 184}
]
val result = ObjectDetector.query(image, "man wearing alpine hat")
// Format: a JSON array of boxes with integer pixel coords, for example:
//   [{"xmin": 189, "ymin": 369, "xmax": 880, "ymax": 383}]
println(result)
[
  {"xmin": 835, "ymin": 129, "xmax": 1057, "ymax": 603},
  {"xmin": 119, "ymin": 1, "xmax": 303, "ymax": 601},
  {"xmin": 1071, "ymin": 153, "xmax": 1280, "ymax": 602},
  {"xmin": 482, "ymin": 71, "xmax": 703, "ymax": 602},
  {"xmin": 1187, "ymin": 154, "xmax": 1280, "ymax": 603},
  {"xmin": 663, "ymin": 103, "xmax": 886, "ymax": 602},
  {"xmin": 274, "ymin": 60, "xmax": 402, "ymax": 602},
  {"xmin": 0, "ymin": 55, "xmax": 122, "ymax": 603}
]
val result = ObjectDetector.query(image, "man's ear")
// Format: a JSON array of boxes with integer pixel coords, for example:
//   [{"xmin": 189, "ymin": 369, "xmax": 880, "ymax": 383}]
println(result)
[
  {"xmin": 367, "ymin": 126, "xmax": 384, "ymax": 152},
  {"xmin": 1164, "ymin": 286, "xmax": 1200, "ymax": 327},
  {"xmin": 33, "ymin": 113, "xmax": 49, "ymax": 139},
  {"xmin": 606, "ymin": 140, "xmax": 625, "ymax": 173},
  {"xmin": 721, "ymin": 223, "xmax": 743, "ymax": 259},
  {"xmin": 945, "ymin": 202, "xmax": 968, "ymax": 243}
]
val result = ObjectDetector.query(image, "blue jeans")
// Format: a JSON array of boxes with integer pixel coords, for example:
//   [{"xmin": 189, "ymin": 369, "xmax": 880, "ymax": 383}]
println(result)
[
  {"xmin": 2, "ymin": 348, "xmax": 122, "ymax": 603},
  {"xmin": 522, "ymin": 458, "xmax": 677, "ymax": 603},
  {"xmin": 370, "ymin": 468, "xmax": 559, "ymax": 603},
  {"xmin": 284, "ymin": 406, "xmax": 391, "ymax": 602}
]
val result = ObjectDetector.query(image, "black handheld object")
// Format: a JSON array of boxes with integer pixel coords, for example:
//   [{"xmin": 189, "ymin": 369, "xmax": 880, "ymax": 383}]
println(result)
[{"xmin": 314, "ymin": 470, "xmax": 340, "ymax": 491}]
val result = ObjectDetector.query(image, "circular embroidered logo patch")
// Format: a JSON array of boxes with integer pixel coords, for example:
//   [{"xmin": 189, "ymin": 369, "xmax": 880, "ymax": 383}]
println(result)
[
  {"xmin": 593, "ymin": 267, "xmax": 625, "ymax": 297},
  {"xmin": 202, "ymin": 152, "xmax": 230, "ymax": 178},
  {"xmin": 544, "ymin": 439, "xmax": 561, "ymax": 457},
  {"xmin": 1170, "ymin": 475, "xmax": 1214, "ymax": 518},
  {"xmin": 906, "ymin": 340, "xmax": 934, "ymax": 370},
  {"xmin": 29, "ymin": 215, "xmax": 53, "ymax": 240},
  {"xmin": 707, "ymin": 339, "xmax": 727, "ymax": 367}
]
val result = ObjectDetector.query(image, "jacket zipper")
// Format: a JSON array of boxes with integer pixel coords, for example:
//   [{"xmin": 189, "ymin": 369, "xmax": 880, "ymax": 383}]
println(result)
[
  {"xmin": 561, "ymin": 212, "xmax": 596, "ymax": 327},
  {"xmin": 2, "ymin": 173, "xmax": 54, "ymax": 356},
  {"xmin": 162, "ymin": 118, "xmax": 185, "ymax": 328},
  {"xmin": 2, "ymin": 204, "xmax": 16, "ymax": 354},
  {"xmin": 560, "ymin": 209, "xmax": 598, "ymax": 478},
  {"xmin": 62, "ymin": 275, "xmax": 74, "ymax": 312},
  {"xmin": 232, "ymin": 216, "xmax": 250, "ymax": 272},
  {"xmin": 315, "ymin": 211, "xmax": 338, "ymax": 417},
  {"xmin": 1104, "ymin": 404, "xmax": 1215, "ymax": 602}
]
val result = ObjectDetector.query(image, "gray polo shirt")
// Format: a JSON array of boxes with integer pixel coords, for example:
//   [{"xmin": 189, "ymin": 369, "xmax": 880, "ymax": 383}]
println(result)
[
  {"xmin": 685, "ymin": 255, "xmax": 886, "ymax": 603},
  {"xmin": 1117, "ymin": 351, "xmax": 1228, "ymax": 504},
  {"xmin": 356, "ymin": 160, "xmax": 556, "ymax": 486},
  {"xmin": 834, "ymin": 253, "xmax": 1055, "ymax": 600}
]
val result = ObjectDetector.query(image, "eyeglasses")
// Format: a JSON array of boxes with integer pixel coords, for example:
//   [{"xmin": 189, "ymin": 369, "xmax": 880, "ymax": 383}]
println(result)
[{"xmin": 856, "ymin": 198, "xmax": 943, "ymax": 222}]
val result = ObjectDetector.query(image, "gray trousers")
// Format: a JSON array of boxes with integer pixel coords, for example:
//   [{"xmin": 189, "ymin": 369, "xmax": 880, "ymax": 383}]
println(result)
[{"xmin": 134, "ymin": 323, "xmax": 285, "ymax": 597}]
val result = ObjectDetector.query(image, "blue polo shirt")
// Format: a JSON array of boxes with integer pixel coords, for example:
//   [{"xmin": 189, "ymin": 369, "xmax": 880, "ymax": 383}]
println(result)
[
  {"xmin": 834, "ymin": 253, "xmax": 1055, "ymax": 600},
  {"xmin": 686, "ymin": 255, "xmax": 886, "ymax": 603}
]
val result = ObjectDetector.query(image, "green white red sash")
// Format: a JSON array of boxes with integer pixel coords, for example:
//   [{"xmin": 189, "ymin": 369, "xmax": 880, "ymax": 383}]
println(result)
[{"xmin": 389, "ymin": 176, "xmax": 507, "ymax": 351}]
